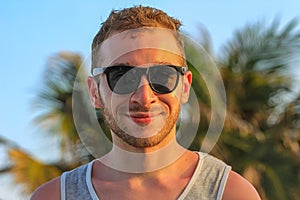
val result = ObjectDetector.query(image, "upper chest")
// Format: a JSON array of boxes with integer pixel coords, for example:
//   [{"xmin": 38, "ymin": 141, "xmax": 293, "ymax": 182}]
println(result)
[{"xmin": 91, "ymin": 175, "xmax": 191, "ymax": 200}]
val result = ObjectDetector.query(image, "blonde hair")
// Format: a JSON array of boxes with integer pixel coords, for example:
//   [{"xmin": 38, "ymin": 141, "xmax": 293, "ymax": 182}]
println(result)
[{"xmin": 91, "ymin": 6, "xmax": 184, "ymax": 68}]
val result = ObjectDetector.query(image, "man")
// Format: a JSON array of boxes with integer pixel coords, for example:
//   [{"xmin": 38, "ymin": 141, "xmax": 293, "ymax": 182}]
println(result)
[{"xmin": 31, "ymin": 5, "xmax": 261, "ymax": 199}]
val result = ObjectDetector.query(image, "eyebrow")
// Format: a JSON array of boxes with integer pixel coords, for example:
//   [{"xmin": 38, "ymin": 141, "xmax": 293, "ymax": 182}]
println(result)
[
  {"xmin": 110, "ymin": 62, "xmax": 131, "ymax": 66},
  {"xmin": 110, "ymin": 61, "xmax": 174, "ymax": 67}
]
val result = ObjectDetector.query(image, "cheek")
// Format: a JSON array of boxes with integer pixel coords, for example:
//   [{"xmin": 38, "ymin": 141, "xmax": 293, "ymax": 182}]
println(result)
[
  {"xmin": 170, "ymin": 83, "xmax": 183, "ymax": 103},
  {"xmin": 99, "ymin": 81, "xmax": 130, "ymax": 114},
  {"xmin": 98, "ymin": 78, "xmax": 115, "ymax": 112},
  {"xmin": 159, "ymin": 93, "xmax": 181, "ymax": 113},
  {"xmin": 99, "ymin": 80, "xmax": 110, "ymax": 104}
]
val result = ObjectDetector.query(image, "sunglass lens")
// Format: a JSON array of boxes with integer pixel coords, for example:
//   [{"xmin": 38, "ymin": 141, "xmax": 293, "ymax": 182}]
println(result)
[
  {"xmin": 149, "ymin": 66, "xmax": 178, "ymax": 94},
  {"xmin": 107, "ymin": 67, "xmax": 140, "ymax": 94}
]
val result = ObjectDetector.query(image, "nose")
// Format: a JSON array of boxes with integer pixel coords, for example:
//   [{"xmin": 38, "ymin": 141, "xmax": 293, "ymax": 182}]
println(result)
[{"xmin": 130, "ymin": 76, "xmax": 158, "ymax": 108}]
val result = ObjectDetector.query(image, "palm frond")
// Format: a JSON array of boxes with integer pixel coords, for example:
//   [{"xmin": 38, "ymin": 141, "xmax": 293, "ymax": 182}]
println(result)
[{"xmin": 8, "ymin": 148, "xmax": 62, "ymax": 193}]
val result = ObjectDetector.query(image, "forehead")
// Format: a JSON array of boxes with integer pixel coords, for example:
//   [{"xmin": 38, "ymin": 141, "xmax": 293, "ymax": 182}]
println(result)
[
  {"xmin": 110, "ymin": 49, "xmax": 184, "ymax": 67},
  {"xmin": 93, "ymin": 27, "xmax": 184, "ymax": 67}
]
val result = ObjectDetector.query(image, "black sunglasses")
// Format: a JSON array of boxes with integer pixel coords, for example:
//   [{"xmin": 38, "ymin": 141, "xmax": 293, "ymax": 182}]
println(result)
[{"xmin": 92, "ymin": 65, "xmax": 187, "ymax": 94}]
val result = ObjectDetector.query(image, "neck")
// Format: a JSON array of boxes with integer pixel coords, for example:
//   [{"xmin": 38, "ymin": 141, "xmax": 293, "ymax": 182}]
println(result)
[{"xmin": 98, "ymin": 137, "xmax": 187, "ymax": 173}]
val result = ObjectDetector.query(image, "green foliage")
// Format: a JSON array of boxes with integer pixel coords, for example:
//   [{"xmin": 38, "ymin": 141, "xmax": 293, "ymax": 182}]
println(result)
[
  {"xmin": 186, "ymin": 18, "xmax": 300, "ymax": 199},
  {"xmin": 8, "ymin": 148, "xmax": 61, "ymax": 193}
]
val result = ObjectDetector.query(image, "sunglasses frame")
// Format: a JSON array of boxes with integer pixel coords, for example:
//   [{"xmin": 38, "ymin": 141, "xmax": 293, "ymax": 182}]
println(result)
[{"xmin": 92, "ymin": 65, "xmax": 187, "ymax": 94}]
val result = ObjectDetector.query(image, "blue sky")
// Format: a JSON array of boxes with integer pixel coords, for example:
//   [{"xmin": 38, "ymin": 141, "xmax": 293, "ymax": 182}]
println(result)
[{"xmin": 1, "ymin": 0, "xmax": 300, "ymax": 199}]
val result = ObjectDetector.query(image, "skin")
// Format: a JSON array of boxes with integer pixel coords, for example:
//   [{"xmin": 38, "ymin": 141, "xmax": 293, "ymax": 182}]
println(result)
[{"xmin": 31, "ymin": 29, "xmax": 261, "ymax": 200}]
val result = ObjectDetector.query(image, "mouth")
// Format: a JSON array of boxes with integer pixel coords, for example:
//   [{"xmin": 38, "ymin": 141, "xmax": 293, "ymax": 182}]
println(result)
[{"xmin": 128, "ymin": 112, "xmax": 161, "ymax": 125}]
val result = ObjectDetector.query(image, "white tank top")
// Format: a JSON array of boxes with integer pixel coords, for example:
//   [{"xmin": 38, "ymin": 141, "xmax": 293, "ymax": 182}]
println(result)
[{"xmin": 61, "ymin": 152, "xmax": 231, "ymax": 199}]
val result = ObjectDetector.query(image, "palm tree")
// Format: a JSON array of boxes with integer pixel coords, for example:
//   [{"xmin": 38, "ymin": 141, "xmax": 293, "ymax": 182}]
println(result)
[
  {"xmin": 2, "ymin": 52, "xmax": 99, "ymax": 194},
  {"xmin": 8, "ymin": 148, "xmax": 61, "ymax": 193},
  {"xmin": 0, "ymin": 135, "xmax": 61, "ymax": 194},
  {"xmin": 32, "ymin": 52, "xmax": 85, "ymax": 164},
  {"xmin": 185, "ymin": 18, "xmax": 300, "ymax": 199}
]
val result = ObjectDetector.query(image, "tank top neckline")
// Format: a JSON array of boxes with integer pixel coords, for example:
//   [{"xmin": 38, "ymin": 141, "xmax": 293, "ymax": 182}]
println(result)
[{"xmin": 85, "ymin": 152, "xmax": 206, "ymax": 200}]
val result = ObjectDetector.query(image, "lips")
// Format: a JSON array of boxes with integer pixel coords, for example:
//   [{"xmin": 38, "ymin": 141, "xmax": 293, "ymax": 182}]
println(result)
[{"xmin": 129, "ymin": 112, "xmax": 160, "ymax": 125}]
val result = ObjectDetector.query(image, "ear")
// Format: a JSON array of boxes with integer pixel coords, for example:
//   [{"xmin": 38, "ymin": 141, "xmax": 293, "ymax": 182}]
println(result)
[
  {"xmin": 87, "ymin": 76, "xmax": 102, "ymax": 108},
  {"xmin": 180, "ymin": 71, "xmax": 192, "ymax": 104}
]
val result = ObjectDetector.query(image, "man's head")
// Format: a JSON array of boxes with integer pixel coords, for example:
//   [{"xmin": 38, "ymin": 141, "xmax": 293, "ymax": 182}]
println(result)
[{"xmin": 88, "ymin": 6, "xmax": 192, "ymax": 149}]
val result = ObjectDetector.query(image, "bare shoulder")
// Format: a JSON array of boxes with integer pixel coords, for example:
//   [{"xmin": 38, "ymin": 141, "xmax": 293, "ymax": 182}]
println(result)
[
  {"xmin": 222, "ymin": 170, "xmax": 261, "ymax": 200},
  {"xmin": 30, "ymin": 176, "xmax": 61, "ymax": 200}
]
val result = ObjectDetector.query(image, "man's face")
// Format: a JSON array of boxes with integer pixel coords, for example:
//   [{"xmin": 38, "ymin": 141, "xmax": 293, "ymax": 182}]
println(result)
[{"xmin": 89, "ymin": 28, "xmax": 192, "ymax": 148}]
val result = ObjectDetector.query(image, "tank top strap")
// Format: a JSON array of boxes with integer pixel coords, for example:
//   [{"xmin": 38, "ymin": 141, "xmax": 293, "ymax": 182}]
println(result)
[
  {"xmin": 60, "ymin": 160, "xmax": 97, "ymax": 200},
  {"xmin": 178, "ymin": 152, "xmax": 231, "ymax": 200}
]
